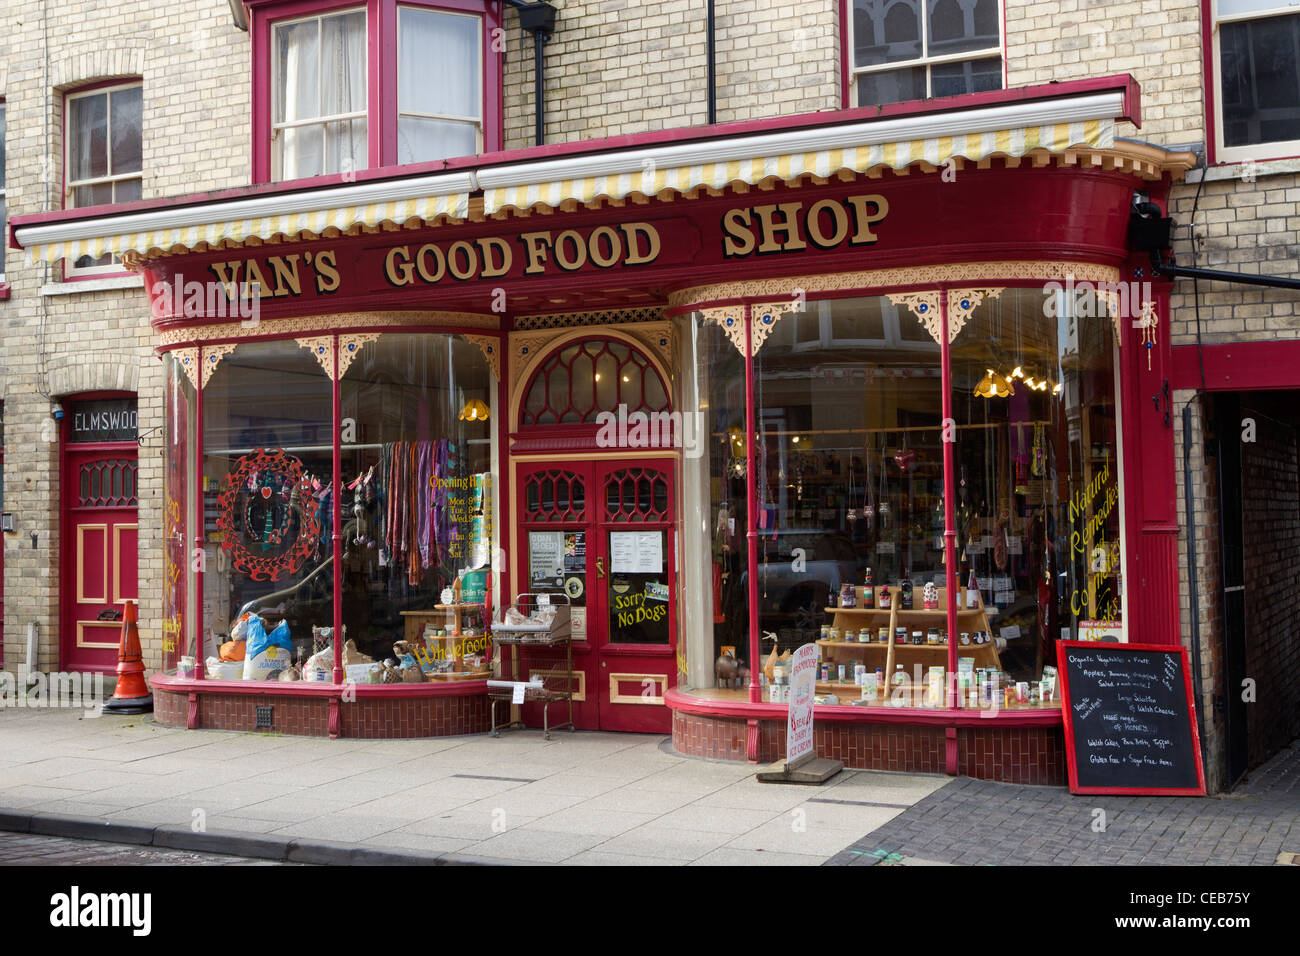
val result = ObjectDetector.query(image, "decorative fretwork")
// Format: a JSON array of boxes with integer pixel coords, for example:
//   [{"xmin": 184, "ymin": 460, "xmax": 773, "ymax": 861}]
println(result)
[
  {"xmin": 513, "ymin": 306, "xmax": 664, "ymax": 331},
  {"xmin": 463, "ymin": 334, "xmax": 502, "ymax": 380},
  {"xmin": 296, "ymin": 336, "xmax": 336, "ymax": 378},
  {"xmin": 946, "ymin": 288, "xmax": 1004, "ymax": 342},
  {"xmin": 337, "ymin": 332, "xmax": 381, "ymax": 377},
  {"xmin": 887, "ymin": 291, "xmax": 944, "ymax": 344},
  {"xmin": 524, "ymin": 469, "xmax": 587, "ymax": 522},
  {"xmin": 200, "ymin": 343, "xmax": 240, "ymax": 388},
  {"xmin": 520, "ymin": 337, "xmax": 670, "ymax": 427},
  {"xmin": 79, "ymin": 458, "xmax": 138, "ymax": 508},
  {"xmin": 604, "ymin": 467, "xmax": 671, "ymax": 523}
]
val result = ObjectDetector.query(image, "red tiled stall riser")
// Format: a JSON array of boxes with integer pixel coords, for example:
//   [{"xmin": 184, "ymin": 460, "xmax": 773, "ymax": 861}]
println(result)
[
  {"xmin": 673, "ymin": 710, "xmax": 1066, "ymax": 784},
  {"xmin": 152, "ymin": 685, "xmax": 489, "ymax": 738}
]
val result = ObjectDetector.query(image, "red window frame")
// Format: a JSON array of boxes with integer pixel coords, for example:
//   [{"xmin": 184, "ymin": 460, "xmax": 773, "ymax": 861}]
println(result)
[{"xmin": 248, "ymin": 0, "xmax": 504, "ymax": 184}]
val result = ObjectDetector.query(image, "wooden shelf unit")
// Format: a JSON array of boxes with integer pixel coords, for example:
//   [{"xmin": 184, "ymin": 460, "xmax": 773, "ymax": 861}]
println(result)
[{"xmin": 817, "ymin": 585, "xmax": 1001, "ymax": 698}]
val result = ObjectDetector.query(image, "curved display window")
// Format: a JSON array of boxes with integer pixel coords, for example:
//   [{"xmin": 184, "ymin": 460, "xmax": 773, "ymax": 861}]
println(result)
[{"xmin": 681, "ymin": 288, "xmax": 1123, "ymax": 712}]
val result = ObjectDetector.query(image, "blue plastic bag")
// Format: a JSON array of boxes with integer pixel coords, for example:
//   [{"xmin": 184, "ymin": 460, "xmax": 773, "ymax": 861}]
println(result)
[{"xmin": 246, "ymin": 617, "xmax": 291, "ymax": 660}]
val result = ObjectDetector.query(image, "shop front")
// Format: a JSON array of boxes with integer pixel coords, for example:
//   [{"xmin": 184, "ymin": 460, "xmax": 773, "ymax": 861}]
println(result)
[{"xmin": 11, "ymin": 76, "xmax": 1196, "ymax": 779}]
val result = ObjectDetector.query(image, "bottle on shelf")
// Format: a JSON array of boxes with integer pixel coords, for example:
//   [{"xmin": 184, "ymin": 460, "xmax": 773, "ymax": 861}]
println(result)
[
  {"xmin": 966, "ymin": 568, "xmax": 979, "ymax": 609},
  {"xmin": 861, "ymin": 567, "xmax": 875, "ymax": 608},
  {"xmin": 879, "ymin": 584, "xmax": 892, "ymax": 609},
  {"xmin": 900, "ymin": 570, "xmax": 913, "ymax": 610},
  {"xmin": 840, "ymin": 582, "xmax": 856, "ymax": 609},
  {"xmin": 453, "ymin": 575, "xmax": 463, "ymax": 605}
]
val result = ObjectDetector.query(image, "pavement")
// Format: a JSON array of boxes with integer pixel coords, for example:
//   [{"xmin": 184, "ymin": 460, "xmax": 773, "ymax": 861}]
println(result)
[
  {"xmin": 0, "ymin": 831, "xmax": 294, "ymax": 865},
  {"xmin": 2, "ymin": 707, "xmax": 1295, "ymax": 866},
  {"xmin": 828, "ymin": 739, "xmax": 1300, "ymax": 866},
  {"xmin": 0, "ymin": 707, "xmax": 946, "ymax": 865}
]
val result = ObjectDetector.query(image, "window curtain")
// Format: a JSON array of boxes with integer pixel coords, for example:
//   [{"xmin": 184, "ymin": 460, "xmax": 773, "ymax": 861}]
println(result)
[
  {"xmin": 398, "ymin": 9, "xmax": 480, "ymax": 164},
  {"xmin": 277, "ymin": 12, "xmax": 365, "ymax": 179}
]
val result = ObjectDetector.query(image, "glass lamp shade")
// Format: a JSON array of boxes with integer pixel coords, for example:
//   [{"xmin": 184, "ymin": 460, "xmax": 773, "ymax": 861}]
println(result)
[{"xmin": 458, "ymin": 399, "xmax": 490, "ymax": 422}]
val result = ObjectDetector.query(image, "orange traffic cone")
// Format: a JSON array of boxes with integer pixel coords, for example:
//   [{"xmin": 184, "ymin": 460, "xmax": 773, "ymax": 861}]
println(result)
[{"xmin": 102, "ymin": 600, "xmax": 153, "ymax": 715}]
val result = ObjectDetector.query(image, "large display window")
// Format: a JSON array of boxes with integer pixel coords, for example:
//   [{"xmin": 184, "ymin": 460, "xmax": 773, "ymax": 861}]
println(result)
[
  {"xmin": 164, "ymin": 331, "xmax": 498, "ymax": 683},
  {"xmin": 682, "ymin": 286, "xmax": 1124, "ymax": 713}
]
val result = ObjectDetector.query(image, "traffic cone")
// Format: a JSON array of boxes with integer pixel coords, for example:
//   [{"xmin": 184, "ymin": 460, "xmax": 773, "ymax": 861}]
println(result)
[{"xmin": 102, "ymin": 600, "xmax": 153, "ymax": 715}]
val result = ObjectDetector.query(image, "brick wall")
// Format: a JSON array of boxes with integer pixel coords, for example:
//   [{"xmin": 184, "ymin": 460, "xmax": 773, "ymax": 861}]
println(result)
[{"xmin": 1240, "ymin": 396, "xmax": 1300, "ymax": 770}]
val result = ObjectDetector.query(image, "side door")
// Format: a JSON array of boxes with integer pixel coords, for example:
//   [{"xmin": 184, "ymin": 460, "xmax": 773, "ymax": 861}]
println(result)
[
  {"xmin": 62, "ymin": 448, "xmax": 139, "ymax": 672},
  {"xmin": 593, "ymin": 459, "xmax": 676, "ymax": 733}
]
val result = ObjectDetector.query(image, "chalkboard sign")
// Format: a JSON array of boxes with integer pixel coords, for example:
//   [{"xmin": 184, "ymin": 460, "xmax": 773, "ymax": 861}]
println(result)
[{"xmin": 1058, "ymin": 641, "xmax": 1206, "ymax": 796}]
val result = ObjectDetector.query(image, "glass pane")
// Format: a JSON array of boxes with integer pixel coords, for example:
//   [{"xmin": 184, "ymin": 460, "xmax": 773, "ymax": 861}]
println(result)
[
  {"xmin": 110, "ymin": 85, "xmax": 143, "ymax": 174},
  {"xmin": 279, "ymin": 123, "xmax": 326, "ymax": 180},
  {"xmin": 74, "ymin": 251, "xmax": 114, "ymax": 269},
  {"xmin": 69, "ymin": 92, "xmax": 109, "ymax": 182},
  {"xmin": 114, "ymin": 177, "xmax": 142, "ymax": 203},
  {"xmin": 608, "ymin": 531, "xmax": 670, "ymax": 644},
  {"xmin": 620, "ymin": 364, "xmax": 643, "ymax": 411},
  {"xmin": 931, "ymin": 56, "xmax": 1003, "ymax": 98},
  {"xmin": 397, "ymin": 116, "xmax": 479, "ymax": 164},
  {"xmin": 73, "ymin": 182, "xmax": 114, "ymax": 207},
  {"xmin": 324, "ymin": 117, "xmax": 367, "ymax": 176},
  {"xmin": 163, "ymin": 352, "xmax": 197, "ymax": 674},
  {"xmin": 1221, "ymin": 14, "xmax": 1300, "ymax": 148},
  {"xmin": 399, "ymin": 8, "xmax": 481, "ymax": 118},
  {"xmin": 853, "ymin": 0, "xmax": 923, "ymax": 67},
  {"xmin": 856, "ymin": 65, "xmax": 926, "ymax": 107},
  {"xmin": 757, "ymin": 296, "xmax": 944, "ymax": 706},
  {"xmin": 203, "ymin": 339, "xmax": 334, "ymax": 670},
  {"xmin": 951, "ymin": 287, "xmax": 1121, "ymax": 710},
  {"xmin": 275, "ymin": 17, "xmax": 320, "ymax": 123},
  {"xmin": 571, "ymin": 352, "xmax": 595, "ymax": 417},
  {"xmin": 927, "ymin": 0, "xmax": 999, "ymax": 57},
  {"xmin": 340, "ymin": 334, "xmax": 494, "ymax": 668},
  {"xmin": 595, "ymin": 352, "xmax": 618, "ymax": 408},
  {"xmin": 320, "ymin": 10, "xmax": 367, "ymax": 116}
]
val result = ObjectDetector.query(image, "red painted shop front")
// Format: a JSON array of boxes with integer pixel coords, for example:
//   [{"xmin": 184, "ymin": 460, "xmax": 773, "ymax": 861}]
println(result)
[{"xmin": 10, "ymin": 76, "xmax": 1196, "ymax": 778}]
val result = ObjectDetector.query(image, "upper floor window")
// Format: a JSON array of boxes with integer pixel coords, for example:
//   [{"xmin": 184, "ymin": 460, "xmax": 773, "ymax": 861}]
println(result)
[
  {"xmin": 255, "ymin": 0, "xmax": 501, "ymax": 184},
  {"xmin": 65, "ymin": 81, "xmax": 143, "ymax": 274},
  {"xmin": 848, "ymin": 0, "xmax": 1002, "ymax": 108},
  {"xmin": 273, "ymin": 8, "xmax": 368, "ymax": 181},
  {"xmin": 1213, "ymin": 1, "xmax": 1300, "ymax": 162}
]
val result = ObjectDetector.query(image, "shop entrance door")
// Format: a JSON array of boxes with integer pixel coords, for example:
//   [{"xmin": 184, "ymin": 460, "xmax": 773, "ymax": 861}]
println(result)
[
  {"xmin": 516, "ymin": 457, "xmax": 676, "ymax": 733},
  {"xmin": 61, "ymin": 447, "xmax": 139, "ymax": 673}
]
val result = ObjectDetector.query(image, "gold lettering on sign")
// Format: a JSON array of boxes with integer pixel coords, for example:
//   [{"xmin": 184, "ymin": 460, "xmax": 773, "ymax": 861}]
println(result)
[{"xmin": 721, "ymin": 193, "xmax": 891, "ymax": 259}]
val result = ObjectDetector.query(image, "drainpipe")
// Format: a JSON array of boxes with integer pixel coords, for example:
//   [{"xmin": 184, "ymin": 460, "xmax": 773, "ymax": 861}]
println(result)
[
  {"xmin": 505, "ymin": 1, "xmax": 558, "ymax": 148},
  {"xmin": 706, "ymin": 0, "xmax": 717, "ymax": 124},
  {"xmin": 1181, "ymin": 403, "xmax": 1208, "ymax": 767}
]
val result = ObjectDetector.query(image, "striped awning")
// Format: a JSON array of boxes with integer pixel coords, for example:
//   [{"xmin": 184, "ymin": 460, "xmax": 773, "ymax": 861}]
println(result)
[
  {"xmin": 24, "ymin": 191, "xmax": 469, "ymax": 265},
  {"xmin": 484, "ymin": 118, "xmax": 1114, "ymax": 215}
]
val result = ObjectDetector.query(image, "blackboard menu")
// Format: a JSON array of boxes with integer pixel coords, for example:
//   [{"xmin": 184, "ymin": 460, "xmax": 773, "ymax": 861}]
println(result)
[{"xmin": 1058, "ymin": 641, "xmax": 1205, "ymax": 796}]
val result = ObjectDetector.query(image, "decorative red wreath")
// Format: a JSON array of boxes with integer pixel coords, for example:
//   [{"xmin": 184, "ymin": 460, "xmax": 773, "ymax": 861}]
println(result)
[{"xmin": 216, "ymin": 448, "xmax": 322, "ymax": 582}]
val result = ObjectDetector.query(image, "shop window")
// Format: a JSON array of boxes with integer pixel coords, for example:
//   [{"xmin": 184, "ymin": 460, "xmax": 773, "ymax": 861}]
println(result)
[
  {"xmin": 272, "ymin": 8, "xmax": 369, "ymax": 181},
  {"xmin": 1212, "ymin": 1, "xmax": 1300, "ymax": 162},
  {"xmin": 340, "ymin": 333, "xmax": 493, "ymax": 663},
  {"xmin": 64, "ymin": 81, "xmax": 143, "ymax": 275},
  {"xmin": 848, "ymin": 0, "xmax": 1002, "ymax": 107},
  {"xmin": 521, "ymin": 337, "xmax": 670, "ymax": 426},
  {"xmin": 202, "ymin": 340, "xmax": 335, "ymax": 668},
  {"xmin": 256, "ymin": 0, "xmax": 501, "ymax": 183},
  {"xmin": 162, "ymin": 355, "xmax": 197, "ymax": 676}
]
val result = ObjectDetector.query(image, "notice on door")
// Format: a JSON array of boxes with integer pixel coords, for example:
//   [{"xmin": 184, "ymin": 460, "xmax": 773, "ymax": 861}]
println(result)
[
  {"xmin": 609, "ymin": 531, "xmax": 662, "ymax": 573},
  {"xmin": 529, "ymin": 531, "xmax": 564, "ymax": 587}
]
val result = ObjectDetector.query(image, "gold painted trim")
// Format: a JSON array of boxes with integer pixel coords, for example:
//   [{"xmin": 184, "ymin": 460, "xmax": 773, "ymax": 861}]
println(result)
[
  {"xmin": 296, "ymin": 336, "xmax": 336, "ymax": 378},
  {"xmin": 609, "ymin": 672, "xmax": 667, "ymax": 706},
  {"xmin": 886, "ymin": 291, "xmax": 944, "ymax": 345},
  {"xmin": 514, "ymin": 306, "xmax": 664, "ymax": 330},
  {"xmin": 463, "ymin": 334, "xmax": 502, "ymax": 381},
  {"xmin": 696, "ymin": 306, "xmax": 746, "ymax": 356},
  {"xmin": 668, "ymin": 261, "xmax": 1123, "ymax": 314},
  {"xmin": 76, "ymin": 524, "xmax": 109, "ymax": 604},
  {"xmin": 947, "ymin": 288, "xmax": 1004, "ymax": 343},
  {"xmin": 530, "ymin": 667, "xmax": 586, "ymax": 703},
  {"xmin": 199, "ymin": 343, "xmax": 240, "ymax": 389},
  {"xmin": 77, "ymin": 621, "xmax": 125, "ymax": 650},
  {"xmin": 111, "ymin": 523, "xmax": 138, "ymax": 605},
  {"xmin": 172, "ymin": 347, "xmax": 200, "ymax": 390},
  {"xmin": 158, "ymin": 310, "xmax": 500, "ymax": 347},
  {"xmin": 337, "ymin": 332, "xmax": 381, "ymax": 378}
]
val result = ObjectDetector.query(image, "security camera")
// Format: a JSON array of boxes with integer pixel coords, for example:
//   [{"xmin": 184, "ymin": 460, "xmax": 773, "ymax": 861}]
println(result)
[{"xmin": 51, "ymin": 401, "xmax": 65, "ymax": 421}]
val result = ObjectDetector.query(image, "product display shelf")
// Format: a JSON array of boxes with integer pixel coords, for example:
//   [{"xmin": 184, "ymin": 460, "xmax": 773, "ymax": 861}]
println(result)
[
  {"xmin": 815, "ymin": 585, "xmax": 1001, "ymax": 697},
  {"xmin": 423, "ymin": 602, "xmax": 491, "ymax": 681}
]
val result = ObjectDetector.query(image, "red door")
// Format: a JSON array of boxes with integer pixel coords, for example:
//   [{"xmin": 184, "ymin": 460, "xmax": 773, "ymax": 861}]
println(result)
[
  {"xmin": 61, "ymin": 447, "xmax": 138, "ymax": 672},
  {"xmin": 514, "ymin": 457, "xmax": 677, "ymax": 732},
  {"xmin": 591, "ymin": 460, "xmax": 676, "ymax": 733}
]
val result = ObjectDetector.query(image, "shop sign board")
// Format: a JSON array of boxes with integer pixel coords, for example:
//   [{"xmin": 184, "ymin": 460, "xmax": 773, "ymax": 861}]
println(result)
[
  {"xmin": 1057, "ymin": 641, "xmax": 1206, "ymax": 796},
  {"xmin": 786, "ymin": 643, "xmax": 819, "ymax": 769}
]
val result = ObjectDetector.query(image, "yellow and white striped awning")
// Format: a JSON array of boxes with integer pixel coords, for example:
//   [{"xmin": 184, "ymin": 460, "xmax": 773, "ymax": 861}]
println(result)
[
  {"xmin": 24, "ymin": 190, "xmax": 469, "ymax": 265},
  {"xmin": 484, "ymin": 118, "xmax": 1114, "ymax": 215}
]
